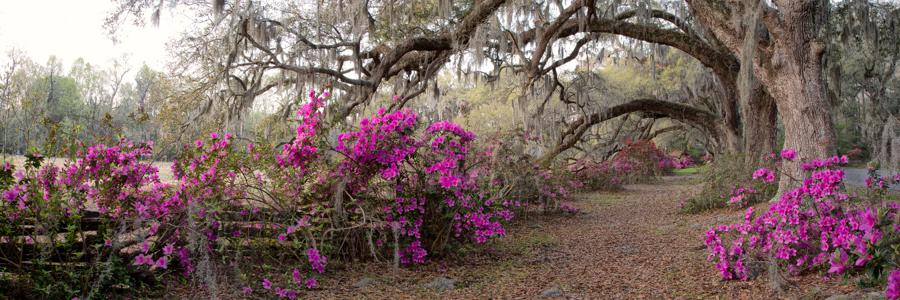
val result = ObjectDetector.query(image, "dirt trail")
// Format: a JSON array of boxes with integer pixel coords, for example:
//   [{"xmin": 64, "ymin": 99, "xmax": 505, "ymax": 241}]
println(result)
[{"xmin": 187, "ymin": 176, "xmax": 861, "ymax": 299}]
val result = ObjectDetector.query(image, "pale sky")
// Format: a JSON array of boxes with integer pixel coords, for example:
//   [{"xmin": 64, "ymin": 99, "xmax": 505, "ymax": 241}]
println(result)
[{"xmin": 0, "ymin": 0, "xmax": 184, "ymax": 70}]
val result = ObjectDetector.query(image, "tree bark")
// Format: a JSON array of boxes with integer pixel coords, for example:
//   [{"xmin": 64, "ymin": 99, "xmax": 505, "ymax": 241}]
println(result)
[
  {"xmin": 687, "ymin": 0, "xmax": 837, "ymax": 192},
  {"xmin": 764, "ymin": 50, "xmax": 835, "ymax": 190},
  {"xmin": 743, "ymin": 81, "xmax": 778, "ymax": 164},
  {"xmin": 763, "ymin": 1, "xmax": 836, "ymax": 191},
  {"xmin": 712, "ymin": 69, "xmax": 746, "ymax": 154}
]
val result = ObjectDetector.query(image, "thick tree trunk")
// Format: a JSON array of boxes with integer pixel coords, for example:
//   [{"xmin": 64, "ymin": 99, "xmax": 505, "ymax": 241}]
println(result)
[
  {"xmin": 687, "ymin": 0, "xmax": 836, "ymax": 192},
  {"xmin": 718, "ymin": 84, "xmax": 744, "ymax": 154},
  {"xmin": 711, "ymin": 68, "xmax": 745, "ymax": 155},
  {"xmin": 761, "ymin": 24, "xmax": 836, "ymax": 192},
  {"xmin": 743, "ymin": 82, "xmax": 778, "ymax": 164}
]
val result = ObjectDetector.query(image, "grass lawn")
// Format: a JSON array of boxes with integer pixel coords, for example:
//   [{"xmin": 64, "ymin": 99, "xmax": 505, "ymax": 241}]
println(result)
[{"xmin": 672, "ymin": 166, "xmax": 702, "ymax": 175}]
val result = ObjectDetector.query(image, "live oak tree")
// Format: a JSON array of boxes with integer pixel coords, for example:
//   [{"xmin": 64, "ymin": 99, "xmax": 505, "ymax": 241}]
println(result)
[
  {"xmin": 108, "ymin": 0, "xmax": 886, "ymax": 186},
  {"xmin": 683, "ymin": 0, "xmax": 836, "ymax": 192},
  {"xmin": 109, "ymin": 1, "xmax": 756, "ymax": 154}
]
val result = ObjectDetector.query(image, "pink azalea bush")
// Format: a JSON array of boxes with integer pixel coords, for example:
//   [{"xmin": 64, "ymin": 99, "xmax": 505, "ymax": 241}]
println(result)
[
  {"xmin": 234, "ymin": 93, "xmax": 522, "ymax": 297},
  {"xmin": 681, "ymin": 153, "xmax": 778, "ymax": 213},
  {"xmin": 613, "ymin": 139, "xmax": 671, "ymax": 182},
  {"xmin": 673, "ymin": 155, "xmax": 695, "ymax": 169},
  {"xmin": 704, "ymin": 149, "xmax": 900, "ymax": 298},
  {"xmin": 0, "ymin": 142, "xmax": 171, "ymax": 298},
  {"xmin": 568, "ymin": 159, "xmax": 624, "ymax": 191},
  {"xmin": 865, "ymin": 166, "xmax": 900, "ymax": 202},
  {"xmin": 0, "ymin": 90, "xmax": 533, "ymax": 299},
  {"xmin": 659, "ymin": 154, "xmax": 695, "ymax": 170},
  {"xmin": 333, "ymin": 107, "xmax": 514, "ymax": 262}
]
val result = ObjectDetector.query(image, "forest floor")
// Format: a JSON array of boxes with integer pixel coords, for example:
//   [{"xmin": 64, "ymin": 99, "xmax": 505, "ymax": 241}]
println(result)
[{"xmin": 180, "ymin": 175, "xmax": 882, "ymax": 299}]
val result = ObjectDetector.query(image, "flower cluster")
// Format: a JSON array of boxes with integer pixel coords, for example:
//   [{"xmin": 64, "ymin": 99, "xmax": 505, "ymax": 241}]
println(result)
[
  {"xmin": 384, "ymin": 196, "xmax": 428, "ymax": 263},
  {"xmin": 672, "ymin": 156, "xmax": 695, "ymax": 169},
  {"xmin": 67, "ymin": 140, "xmax": 169, "ymax": 218},
  {"xmin": 133, "ymin": 241, "xmax": 174, "ymax": 270},
  {"xmin": 2, "ymin": 140, "xmax": 172, "ymax": 221},
  {"xmin": 727, "ymin": 186, "xmax": 756, "ymax": 207},
  {"xmin": 568, "ymin": 159, "xmax": 623, "ymax": 191},
  {"xmin": 704, "ymin": 149, "xmax": 900, "ymax": 299},
  {"xmin": 889, "ymin": 270, "xmax": 900, "ymax": 300},
  {"xmin": 306, "ymin": 248, "xmax": 326, "ymax": 273},
  {"xmin": 751, "ymin": 167, "xmax": 776, "ymax": 183},
  {"xmin": 278, "ymin": 90, "xmax": 327, "ymax": 173},
  {"xmin": 336, "ymin": 107, "xmax": 419, "ymax": 187},
  {"xmin": 1, "ymin": 141, "xmax": 169, "ymax": 223},
  {"xmin": 780, "ymin": 149, "xmax": 797, "ymax": 161},
  {"xmin": 424, "ymin": 120, "xmax": 475, "ymax": 189}
]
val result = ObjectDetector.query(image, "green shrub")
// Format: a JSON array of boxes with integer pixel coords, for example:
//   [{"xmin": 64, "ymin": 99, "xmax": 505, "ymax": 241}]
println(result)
[{"xmin": 681, "ymin": 154, "xmax": 776, "ymax": 213}]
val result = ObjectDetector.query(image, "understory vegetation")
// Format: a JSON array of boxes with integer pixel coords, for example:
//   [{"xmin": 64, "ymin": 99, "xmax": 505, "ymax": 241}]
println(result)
[
  {"xmin": 705, "ymin": 151, "xmax": 900, "ymax": 298},
  {"xmin": 0, "ymin": 91, "xmax": 690, "ymax": 298},
  {"xmin": 681, "ymin": 154, "xmax": 776, "ymax": 213}
]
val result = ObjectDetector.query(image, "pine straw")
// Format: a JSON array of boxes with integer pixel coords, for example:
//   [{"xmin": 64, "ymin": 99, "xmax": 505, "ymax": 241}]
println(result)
[{"xmin": 168, "ymin": 176, "xmax": 875, "ymax": 299}]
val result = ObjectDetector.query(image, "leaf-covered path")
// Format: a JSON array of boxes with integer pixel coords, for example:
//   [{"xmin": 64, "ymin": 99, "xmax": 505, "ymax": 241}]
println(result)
[{"xmin": 209, "ymin": 176, "xmax": 864, "ymax": 299}]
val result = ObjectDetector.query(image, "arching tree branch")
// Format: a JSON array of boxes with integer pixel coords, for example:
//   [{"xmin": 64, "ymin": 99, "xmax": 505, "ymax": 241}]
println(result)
[{"xmin": 535, "ymin": 98, "xmax": 722, "ymax": 166}]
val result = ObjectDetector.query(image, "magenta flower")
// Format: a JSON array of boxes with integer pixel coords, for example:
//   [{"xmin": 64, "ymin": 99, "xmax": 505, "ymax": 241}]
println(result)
[
  {"xmin": 888, "ymin": 270, "xmax": 900, "ymax": 299},
  {"xmin": 304, "ymin": 277, "xmax": 318, "ymax": 289},
  {"xmin": 154, "ymin": 256, "xmax": 168, "ymax": 269},
  {"xmin": 292, "ymin": 268, "xmax": 303, "ymax": 284},
  {"xmin": 262, "ymin": 278, "xmax": 272, "ymax": 290},
  {"xmin": 439, "ymin": 175, "xmax": 460, "ymax": 188},
  {"xmin": 381, "ymin": 164, "xmax": 399, "ymax": 179},
  {"xmin": 752, "ymin": 168, "xmax": 776, "ymax": 183},
  {"xmin": 306, "ymin": 248, "xmax": 327, "ymax": 273},
  {"xmin": 133, "ymin": 254, "xmax": 148, "ymax": 266},
  {"xmin": 827, "ymin": 249, "xmax": 848, "ymax": 274},
  {"xmin": 780, "ymin": 149, "xmax": 797, "ymax": 161}
]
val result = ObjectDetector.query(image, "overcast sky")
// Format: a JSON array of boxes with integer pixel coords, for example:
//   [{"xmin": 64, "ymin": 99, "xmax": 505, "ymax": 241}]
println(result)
[{"xmin": 0, "ymin": 0, "xmax": 184, "ymax": 70}]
